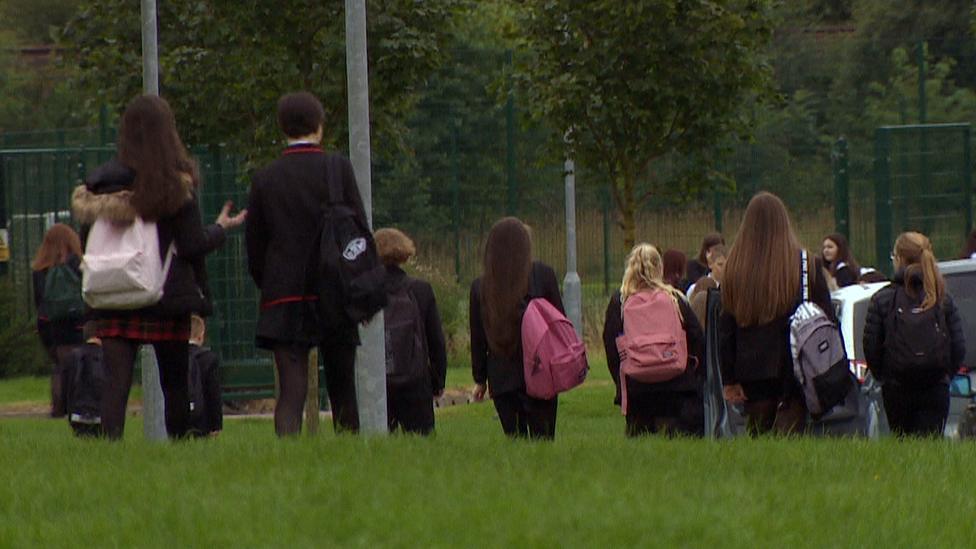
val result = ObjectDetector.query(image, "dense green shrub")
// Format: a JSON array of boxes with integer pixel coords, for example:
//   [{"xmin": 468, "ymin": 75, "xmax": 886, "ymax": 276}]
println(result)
[{"xmin": 0, "ymin": 279, "xmax": 50, "ymax": 378}]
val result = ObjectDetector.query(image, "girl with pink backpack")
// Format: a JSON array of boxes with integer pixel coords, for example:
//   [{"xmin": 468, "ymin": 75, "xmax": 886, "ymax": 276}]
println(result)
[
  {"xmin": 604, "ymin": 244, "xmax": 705, "ymax": 437},
  {"xmin": 469, "ymin": 218, "xmax": 564, "ymax": 439}
]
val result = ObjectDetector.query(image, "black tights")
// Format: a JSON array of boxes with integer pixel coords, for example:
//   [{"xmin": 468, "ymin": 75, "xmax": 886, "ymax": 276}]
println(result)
[
  {"xmin": 100, "ymin": 338, "xmax": 190, "ymax": 440},
  {"xmin": 273, "ymin": 343, "xmax": 359, "ymax": 437}
]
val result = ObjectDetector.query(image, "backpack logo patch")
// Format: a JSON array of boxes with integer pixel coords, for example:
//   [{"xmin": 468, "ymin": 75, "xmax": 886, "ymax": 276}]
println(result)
[{"xmin": 342, "ymin": 238, "xmax": 367, "ymax": 261}]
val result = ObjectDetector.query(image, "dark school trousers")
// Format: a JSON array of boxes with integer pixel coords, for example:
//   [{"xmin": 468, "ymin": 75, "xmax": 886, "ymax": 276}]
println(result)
[
  {"xmin": 273, "ymin": 342, "xmax": 359, "ymax": 437},
  {"xmin": 882, "ymin": 381, "xmax": 949, "ymax": 437},
  {"xmin": 387, "ymin": 380, "xmax": 435, "ymax": 436},
  {"xmin": 492, "ymin": 390, "xmax": 558, "ymax": 440}
]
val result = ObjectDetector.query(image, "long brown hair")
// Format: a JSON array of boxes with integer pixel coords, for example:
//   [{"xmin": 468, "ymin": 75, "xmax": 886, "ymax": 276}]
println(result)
[
  {"xmin": 722, "ymin": 192, "xmax": 803, "ymax": 326},
  {"xmin": 823, "ymin": 232, "xmax": 859, "ymax": 276},
  {"xmin": 31, "ymin": 223, "xmax": 82, "ymax": 271},
  {"xmin": 480, "ymin": 217, "xmax": 532, "ymax": 358},
  {"xmin": 117, "ymin": 95, "xmax": 199, "ymax": 220},
  {"xmin": 895, "ymin": 231, "xmax": 944, "ymax": 310}
]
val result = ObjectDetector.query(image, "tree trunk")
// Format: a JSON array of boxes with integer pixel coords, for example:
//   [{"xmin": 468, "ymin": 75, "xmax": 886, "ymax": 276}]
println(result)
[{"xmin": 617, "ymin": 172, "xmax": 637, "ymax": 250}]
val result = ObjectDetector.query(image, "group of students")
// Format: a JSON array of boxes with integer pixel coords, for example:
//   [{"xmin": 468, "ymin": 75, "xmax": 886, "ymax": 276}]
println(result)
[
  {"xmin": 31, "ymin": 223, "xmax": 223, "ymax": 437},
  {"xmin": 29, "ymin": 89, "xmax": 968, "ymax": 442}
]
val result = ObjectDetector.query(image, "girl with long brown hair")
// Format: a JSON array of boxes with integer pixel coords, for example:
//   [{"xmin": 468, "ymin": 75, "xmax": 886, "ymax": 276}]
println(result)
[
  {"xmin": 72, "ymin": 95, "xmax": 245, "ymax": 440},
  {"xmin": 863, "ymin": 232, "xmax": 966, "ymax": 436},
  {"xmin": 719, "ymin": 192, "xmax": 834, "ymax": 435},
  {"xmin": 469, "ymin": 217, "xmax": 563, "ymax": 439},
  {"xmin": 821, "ymin": 233, "xmax": 860, "ymax": 288},
  {"xmin": 31, "ymin": 223, "xmax": 84, "ymax": 417},
  {"xmin": 603, "ymin": 244, "xmax": 705, "ymax": 437}
]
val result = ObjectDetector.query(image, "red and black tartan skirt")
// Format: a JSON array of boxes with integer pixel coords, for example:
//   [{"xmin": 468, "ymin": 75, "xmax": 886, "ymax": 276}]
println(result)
[{"xmin": 95, "ymin": 314, "xmax": 190, "ymax": 343}]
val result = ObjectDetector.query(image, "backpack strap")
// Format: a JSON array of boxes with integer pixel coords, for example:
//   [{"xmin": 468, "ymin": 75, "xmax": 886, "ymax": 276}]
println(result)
[
  {"xmin": 323, "ymin": 155, "xmax": 344, "ymax": 206},
  {"xmin": 800, "ymin": 249, "xmax": 810, "ymax": 303}
]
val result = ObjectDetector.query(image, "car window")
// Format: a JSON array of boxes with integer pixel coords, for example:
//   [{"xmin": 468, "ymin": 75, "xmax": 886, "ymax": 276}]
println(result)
[{"xmin": 945, "ymin": 272, "xmax": 976, "ymax": 368}]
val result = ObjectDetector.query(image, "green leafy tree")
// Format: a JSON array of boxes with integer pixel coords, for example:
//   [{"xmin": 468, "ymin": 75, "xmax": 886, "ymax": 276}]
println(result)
[
  {"xmin": 60, "ymin": 0, "xmax": 464, "ymax": 164},
  {"xmin": 511, "ymin": 0, "xmax": 776, "ymax": 247}
]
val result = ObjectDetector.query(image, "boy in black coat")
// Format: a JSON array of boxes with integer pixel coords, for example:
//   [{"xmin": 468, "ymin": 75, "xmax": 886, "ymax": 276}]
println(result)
[
  {"xmin": 374, "ymin": 228, "xmax": 448, "ymax": 435},
  {"xmin": 245, "ymin": 92, "xmax": 368, "ymax": 437},
  {"xmin": 187, "ymin": 315, "xmax": 222, "ymax": 437}
]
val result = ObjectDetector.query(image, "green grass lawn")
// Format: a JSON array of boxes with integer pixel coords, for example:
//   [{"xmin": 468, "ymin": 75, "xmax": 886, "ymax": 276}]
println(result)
[{"xmin": 1, "ymin": 362, "xmax": 974, "ymax": 547}]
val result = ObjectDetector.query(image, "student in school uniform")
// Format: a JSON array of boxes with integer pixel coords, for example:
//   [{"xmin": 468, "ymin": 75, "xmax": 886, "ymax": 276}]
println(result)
[
  {"xmin": 245, "ymin": 92, "xmax": 369, "ymax": 437},
  {"xmin": 374, "ymin": 228, "xmax": 447, "ymax": 435},
  {"xmin": 469, "ymin": 217, "xmax": 563, "ymax": 439}
]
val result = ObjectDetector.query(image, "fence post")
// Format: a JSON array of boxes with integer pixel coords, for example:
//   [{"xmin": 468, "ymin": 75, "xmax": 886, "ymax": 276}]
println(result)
[
  {"xmin": 712, "ymin": 187, "xmax": 723, "ymax": 233},
  {"xmin": 602, "ymin": 186, "xmax": 611, "ymax": 295},
  {"xmin": 832, "ymin": 137, "xmax": 850, "ymax": 237},
  {"xmin": 964, "ymin": 126, "xmax": 973, "ymax": 237},
  {"xmin": 505, "ymin": 50, "xmax": 517, "ymax": 216},
  {"xmin": 0, "ymin": 154, "xmax": 7, "ymax": 277},
  {"xmin": 451, "ymin": 120, "xmax": 461, "ymax": 283},
  {"xmin": 874, "ymin": 129, "xmax": 893, "ymax": 276},
  {"xmin": 563, "ymin": 159, "xmax": 582, "ymax": 338}
]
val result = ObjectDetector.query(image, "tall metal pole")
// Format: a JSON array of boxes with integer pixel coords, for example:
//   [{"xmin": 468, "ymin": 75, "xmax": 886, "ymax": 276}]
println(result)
[
  {"xmin": 345, "ymin": 0, "xmax": 387, "ymax": 435},
  {"xmin": 563, "ymin": 159, "xmax": 582, "ymax": 338},
  {"xmin": 140, "ymin": 0, "xmax": 166, "ymax": 441}
]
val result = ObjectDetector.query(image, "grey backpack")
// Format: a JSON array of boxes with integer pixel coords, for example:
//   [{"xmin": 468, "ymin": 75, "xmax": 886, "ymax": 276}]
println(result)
[{"xmin": 789, "ymin": 250, "xmax": 853, "ymax": 418}]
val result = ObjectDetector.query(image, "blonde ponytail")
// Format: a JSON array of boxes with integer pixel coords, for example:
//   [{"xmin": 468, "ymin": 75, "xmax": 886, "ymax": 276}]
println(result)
[
  {"xmin": 620, "ymin": 243, "xmax": 685, "ymax": 321},
  {"xmin": 894, "ymin": 232, "xmax": 945, "ymax": 310}
]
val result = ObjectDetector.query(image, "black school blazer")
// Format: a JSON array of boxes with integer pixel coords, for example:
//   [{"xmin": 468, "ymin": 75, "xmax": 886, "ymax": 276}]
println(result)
[
  {"xmin": 469, "ymin": 261, "xmax": 564, "ymax": 397},
  {"xmin": 245, "ymin": 146, "xmax": 368, "ymax": 348}
]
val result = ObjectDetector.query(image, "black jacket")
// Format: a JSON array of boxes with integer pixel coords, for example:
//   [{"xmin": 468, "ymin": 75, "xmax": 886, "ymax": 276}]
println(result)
[
  {"xmin": 71, "ymin": 159, "xmax": 226, "ymax": 318},
  {"xmin": 863, "ymin": 269, "xmax": 966, "ymax": 385},
  {"xmin": 384, "ymin": 265, "xmax": 448, "ymax": 396},
  {"xmin": 33, "ymin": 255, "xmax": 84, "ymax": 348},
  {"xmin": 603, "ymin": 290, "xmax": 705, "ymax": 405},
  {"xmin": 719, "ymin": 255, "xmax": 834, "ymax": 386},
  {"xmin": 470, "ymin": 261, "xmax": 564, "ymax": 396},
  {"xmin": 245, "ymin": 147, "xmax": 367, "ymax": 348}
]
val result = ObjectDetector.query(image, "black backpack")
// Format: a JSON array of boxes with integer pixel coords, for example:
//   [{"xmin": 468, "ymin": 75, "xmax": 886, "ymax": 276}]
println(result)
[
  {"xmin": 41, "ymin": 263, "xmax": 85, "ymax": 321},
  {"xmin": 314, "ymin": 155, "xmax": 387, "ymax": 326},
  {"xmin": 384, "ymin": 280, "xmax": 428, "ymax": 387},
  {"xmin": 64, "ymin": 344, "xmax": 105, "ymax": 437},
  {"xmin": 187, "ymin": 345, "xmax": 209, "ymax": 435},
  {"xmin": 884, "ymin": 287, "xmax": 951, "ymax": 383}
]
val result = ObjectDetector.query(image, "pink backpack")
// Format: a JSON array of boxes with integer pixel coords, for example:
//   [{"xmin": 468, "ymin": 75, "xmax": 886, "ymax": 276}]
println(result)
[
  {"xmin": 615, "ymin": 290, "xmax": 690, "ymax": 413},
  {"xmin": 521, "ymin": 298, "xmax": 589, "ymax": 400}
]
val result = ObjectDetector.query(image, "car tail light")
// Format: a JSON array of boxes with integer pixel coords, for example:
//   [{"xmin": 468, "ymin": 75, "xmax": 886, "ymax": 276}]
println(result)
[{"xmin": 849, "ymin": 360, "xmax": 868, "ymax": 383}]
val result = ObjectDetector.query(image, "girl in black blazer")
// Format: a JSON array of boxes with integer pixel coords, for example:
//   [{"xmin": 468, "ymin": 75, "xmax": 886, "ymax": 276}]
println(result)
[
  {"xmin": 604, "ymin": 243, "xmax": 705, "ymax": 437},
  {"xmin": 469, "ymin": 217, "xmax": 564, "ymax": 439},
  {"xmin": 719, "ymin": 192, "xmax": 834, "ymax": 435},
  {"xmin": 72, "ymin": 95, "xmax": 244, "ymax": 440}
]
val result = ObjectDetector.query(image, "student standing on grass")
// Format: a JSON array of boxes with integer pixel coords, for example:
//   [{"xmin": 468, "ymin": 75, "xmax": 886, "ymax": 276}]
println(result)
[
  {"xmin": 604, "ymin": 244, "xmax": 705, "ymax": 436},
  {"xmin": 686, "ymin": 244, "xmax": 726, "ymax": 298},
  {"xmin": 187, "ymin": 315, "xmax": 222, "ymax": 438},
  {"xmin": 246, "ymin": 92, "xmax": 368, "ymax": 437},
  {"xmin": 863, "ymin": 232, "xmax": 966, "ymax": 437},
  {"xmin": 469, "ymin": 217, "xmax": 563, "ymax": 439},
  {"xmin": 719, "ymin": 192, "xmax": 834, "ymax": 435},
  {"xmin": 72, "ymin": 95, "xmax": 244, "ymax": 440},
  {"xmin": 374, "ymin": 228, "xmax": 447, "ymax": 435},
  {"xmin": 31, "ymin": 224, "xmax": 85, "ymax": 417},
  {"xmin": 682, "ymin": 233, "xmax": 725, "ymax": 292},
  {"xmin": 662, "ymin": 249, "xmax": 686, "ymax": 289},
  {"xmin": 821, "ymin": 233, "xmax": 860, "ymax": 289}
]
